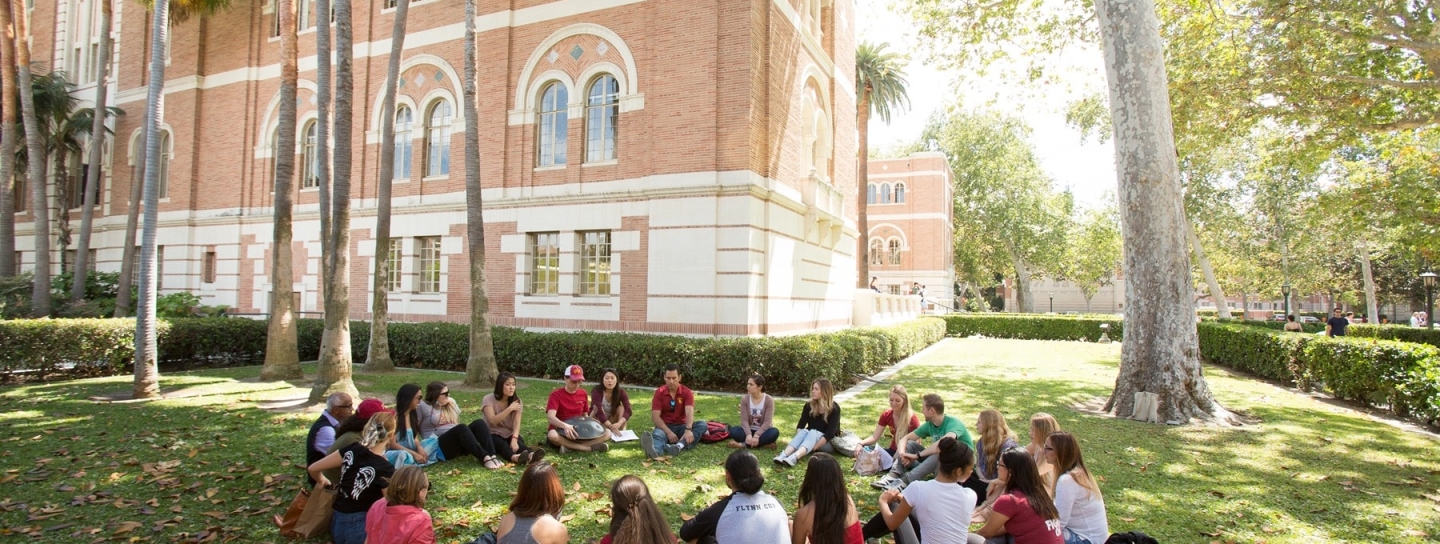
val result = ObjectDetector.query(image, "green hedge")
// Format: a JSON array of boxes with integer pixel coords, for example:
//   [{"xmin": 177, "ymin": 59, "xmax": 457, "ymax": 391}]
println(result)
[
  {"xmin": 0, "ymin": 317, "xmax": 946, "ymax": 396},
  {"xmin": 1348, "ymin": 324, "xmax": 1440, "ymax": 350},
  {"xmin": 941, "ymin": 313, "xmax": 1123, "ymax": 342},
  {"xmin": 1229, "ymin": 319, "xmax": 1326, "ymax": 334}
]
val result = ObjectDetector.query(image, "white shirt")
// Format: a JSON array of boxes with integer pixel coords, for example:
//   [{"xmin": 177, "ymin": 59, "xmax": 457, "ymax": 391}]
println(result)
[
  {"xmin": 1055, "ymin": 472, "xmax": 1109, "ymax": 544},
  {"xmin": 901, "ymin": 479, "xmax": 976, "ymax": 544}
]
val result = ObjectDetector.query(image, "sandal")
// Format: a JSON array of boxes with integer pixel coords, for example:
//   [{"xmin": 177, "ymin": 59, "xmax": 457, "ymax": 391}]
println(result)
[{"xmin": 482, "ymin": 456, "xmax": 503, "ymax": 469}]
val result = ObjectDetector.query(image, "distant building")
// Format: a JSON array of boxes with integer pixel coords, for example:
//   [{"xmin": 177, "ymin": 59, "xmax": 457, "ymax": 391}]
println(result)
[
  {"xmin": 1006, "ymin": 276, "xmax": 1125, "ymax": 314},
  {"xmin": 864, "ymin": 152, "xmax": 953, "ymax": 306}
]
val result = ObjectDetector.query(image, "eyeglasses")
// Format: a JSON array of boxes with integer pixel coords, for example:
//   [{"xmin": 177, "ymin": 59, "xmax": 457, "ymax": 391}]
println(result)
[
  {"xmin": 440, "ymin": 391, "xmax": 449, "ymax": 396},
  {"xmin": 1043, "ymin": 446, "xmax": 1054, "ymax": 451},
  {"xmin": 997, "ymin": 463, "xmax": 1007, "ymax": 469},
  {"xmin": 334, "ymin": 404, "xmax": 353, "ymax": 409}
]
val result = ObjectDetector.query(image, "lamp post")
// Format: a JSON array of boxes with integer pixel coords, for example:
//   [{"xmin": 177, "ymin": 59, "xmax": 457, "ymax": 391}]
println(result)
[
  {"xmin": 1423, "ymin": 272, "xmax": 1438, "ymax": 329},
  {"xmin": 1049, "ymin": 292, "xmax": 1054, "ymax": 314},
  {"xmin": 1282, "ymin": 282, "xmax": 1292, "ymax": 321}
]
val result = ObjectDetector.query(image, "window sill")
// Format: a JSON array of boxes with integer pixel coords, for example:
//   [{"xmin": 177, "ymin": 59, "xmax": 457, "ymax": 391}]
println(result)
[
  {"xmin": 300, "ymin": 187, "xmax": 320, "ymax": 192},
  {"xmin": 574, "ymin": 294, "xmax": 615, "ymax": 298},
  {"xmin": 581, "ymin": 160, "xmax": 617, "ymax": 168},
  {"xmin": 523, "ymin": 293, "xmax": 562, "ymax": 297},
  {"xmin": 421, "ymin": 175, "xmax": 449, "ymax": 182},
  {"xmin": 533, "ymin": 165, "xmax": 566, "ymax": 172}
]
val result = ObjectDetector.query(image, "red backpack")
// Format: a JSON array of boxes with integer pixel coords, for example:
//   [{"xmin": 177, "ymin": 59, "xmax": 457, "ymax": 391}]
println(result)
[{"xmin": 701, "ymin": 421, "xmax": 731, "ymax": 443}]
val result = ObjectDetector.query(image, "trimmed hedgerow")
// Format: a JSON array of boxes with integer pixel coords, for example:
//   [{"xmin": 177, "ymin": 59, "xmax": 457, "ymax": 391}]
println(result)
[
  {"xmin": 1347, "ymin": 324, "xmax": 1440, "ymax": 350},
  {"xmin": 0, "ymin": 316, "xmax": 946, "ymax": 396},
  {"xmin": 941, "ymin": 313, "xmax": 1123, "ymax": 342}
]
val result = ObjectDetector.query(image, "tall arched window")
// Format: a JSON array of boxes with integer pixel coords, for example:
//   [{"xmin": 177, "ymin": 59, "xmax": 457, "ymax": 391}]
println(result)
[
  {"xmin": 585, "ymin": 75, "xmax": 619, "ymax": 163},
  {"xmin": 888, "ymin": 239, "xmax": 902, "ymax": 265},
  {"xmin": 424, "ymin": 100, "xmax": 452, "ymax": 177},
  {"xmin": 895, "ymin": 182, "xmax": 906, "ymax": 203},
  {"xmin": 880, "ymin": 183, "xmax": 891, "ymax": 204},
  {"xmin": 301, "ymin": 121, "xmax": 319, "ymax": 188},
  {"xmin": 800, "ymin": 83, "xmax": 832, "ymax": 181},
  {"xmin": 268, "ymin": 127, "xmax": 279, "ymax": 193},
  {"xmin": 537, "ymin": 82, "xmax": 568, "ymax": 167},
  {"xmin": 394, "ymin": 105, "xmax": 413, "ymax": 180},
  {"xmin": 870, "ymin": 239, "xmax": 883, "ymax": 266},
  {"xmin": 158, "ymin": 131, "xmax": 172, "ymax": 198},
  {"xmin": 866, "ymin": 184, "xmax": 876, "ymax": 204}
]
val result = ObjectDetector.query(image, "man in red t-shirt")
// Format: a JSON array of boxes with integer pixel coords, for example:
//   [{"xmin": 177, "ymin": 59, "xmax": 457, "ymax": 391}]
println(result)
[
  {"xmin": 640, "ymin": 364, "xmax": 708, "ymax": 459},
  {"xmin": 545, "ymin": 365, "xmax": 611, "ymax": 453}
]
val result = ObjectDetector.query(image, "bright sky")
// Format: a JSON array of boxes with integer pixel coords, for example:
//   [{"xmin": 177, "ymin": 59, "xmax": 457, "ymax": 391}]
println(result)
[{"xmin": 855, "ymin": 1, "xmax": 1120, "ymax": 210}]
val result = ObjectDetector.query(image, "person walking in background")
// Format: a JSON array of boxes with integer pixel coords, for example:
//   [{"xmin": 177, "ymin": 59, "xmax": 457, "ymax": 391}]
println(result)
[
  {"xmin": 728, "ymin": 374, "xmax": 779, "ymax": 449},
  {"xmin": 1283, "ymin": 315, "xmax": 1303, "ymax": 332},
  {"xmin": 870, "ymin": 277, "xmax": 881, "ymax": 293},
  {"xmin": 641, "ymin": 364, "xmax": 707, "ymax": 458},
  {"xmin": 1326, "ymin": 308, "xmax": 1350, "ymax": 337}
]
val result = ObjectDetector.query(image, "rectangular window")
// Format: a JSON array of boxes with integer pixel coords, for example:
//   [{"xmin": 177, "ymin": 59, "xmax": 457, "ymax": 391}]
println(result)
[
  {"xmin": 64, "ymin": 250, "xmax": 76, "ymax": 274},
  {"xmin": 386, "ymin": 239, "xmax": 403, "ymax": 292},
  {"xmin": 131, "ymin": 246, "xmax": 140, "ymax": 277},
  {"xmin": 13, "ymin": 176, "xmax": 23, "ymax": 212},
  {"xmin": 418, "ymin": 237, "xmax": 441, "ymax": 293},
  {"xmin": 13, "ymin": 252, "xmax": 19, "ymax": 272},
  {"xmin": 156, "ymin": 245, "xmax": 164, "ymax": 289},
  {"xmin": 529, "ymin": 232, "xmax": 560, "ymax": 295},
  {"xmin": 298, "ymin": 0, "xmax": 313, "ymax": 30},
  {"xmin": 202, "ymin": 250, "xmax": 217, "ymax": 283},
  {"xmin": 888, "ymin": 285, "xmax": 901, "ymax": 295},
  {"xmin": 578, "ymin": 231, "xmax": 611, "ymax": 295}
]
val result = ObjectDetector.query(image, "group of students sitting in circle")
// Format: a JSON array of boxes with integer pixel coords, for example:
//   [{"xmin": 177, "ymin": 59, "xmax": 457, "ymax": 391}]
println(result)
[{"xmin": 300, "ymin": 364, "xmax": 1110, "ymax": 544}]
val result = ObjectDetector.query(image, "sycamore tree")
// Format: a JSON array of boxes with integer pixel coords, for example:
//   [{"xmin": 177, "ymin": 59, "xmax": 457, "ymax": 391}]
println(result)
[{"xmin": 1059, "ymin": 206, "xmax": 1122, "ymax": 312}]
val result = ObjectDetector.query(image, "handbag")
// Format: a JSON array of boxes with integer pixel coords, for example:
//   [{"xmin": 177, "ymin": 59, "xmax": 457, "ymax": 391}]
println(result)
[
  {"xmin": 274, "ymin": 487, "xmax": 308, "ymax": 538},
  {"xmin": 293, "ymin": 484, "xmax": 337, "ymax": 538},
  {"xmin": 830, "ymin": 430, "xmax": 860, "ymax": 457},
  {"xmin": 854, "ymin": 446, "xmax": 881, "ymax": 476}
]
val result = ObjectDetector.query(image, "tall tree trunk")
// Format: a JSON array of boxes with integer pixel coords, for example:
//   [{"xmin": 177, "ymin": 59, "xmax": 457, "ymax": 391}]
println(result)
[
  {"xmin": 1185, "ymin": 220, "xmax": 1230, "ymax": 319},
  {"xmin": 133, "ymin": 0, "xmax": 170, "ymax": 399},
  {"xmin": 54, "ymin": 148, "xmax": 72, "ymax": 276},
  {"xmin": 314, "ymin": 0, "xmax": 332, "ymax": 298},
  {"xmin": 262, "ymin": 0, "xmax": 302, "ymax": 381},
  {"xmin": 856, "ymin": 95, "xmax": 870, "ymax": 288},
  {"xmin": 311, "ymin": 0, "xmax": 358, "ymax": 403},
  {"xmin": 14, "ymin": 0, "xmax": 51, "ymax": 317},
  {"xmin": 1095, "ymin": 0, "xmax": 1233, "ymax": 424},
  {"xmin": 1358, "ymin": 237, "xmax": 1378, "ymax": 322},
  {"xmin": 72, "ymin": 0, "xmax": 113, "ymax": 300},
  {"xmin": 0, "ymin": 0, "xmax": 16, "ymax": 277},
  {"xmin": 114, "ymin": 126, "xmax": 143, "ymax": 317},
  {"xmin": 364, "ymin": 0, "xmax": 409, "ymax": 373},
  {"xmin": 462, "ymin": 0, "xmax": 497, "ymax": 388},
  {"xmin": 1003, "ymin": 238, "xmax": 1033, "ymax": 313}
]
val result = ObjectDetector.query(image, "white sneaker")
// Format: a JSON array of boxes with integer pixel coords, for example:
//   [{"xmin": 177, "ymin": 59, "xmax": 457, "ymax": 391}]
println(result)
[{"xmin": 782, "ymin": 455, "xmax": 798, "ymax": 467}]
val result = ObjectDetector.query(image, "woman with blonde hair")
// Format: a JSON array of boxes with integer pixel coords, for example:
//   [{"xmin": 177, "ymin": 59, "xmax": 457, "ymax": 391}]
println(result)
[
  {"xmin": 976, "ymin": 409, "xmax": 1019, "ymax": 499},
  {"xmin": 775, "ymin": 379, "xmax": 842, "ymax": 467},
  {"xmin": 308, "ymin": 411, "xmax": 399, "ymax": 544},
  {"xmin": 600, "ymin": 475, "xmax": 675, "ymax": 544},
  {"xmin": 364, "ymin": 465, "xmax": 436, "ymax": 544},
  {"xmin": 1026, "ymin": 413, "xmax": 1061, "ymax": 489},
  {"xmin": 858, "ymin": 385, "xmax": 919, "ymax": 457},
  {"xmin": 1044, "ymin": 432, "xmax": 1108, "ymax": 544}
]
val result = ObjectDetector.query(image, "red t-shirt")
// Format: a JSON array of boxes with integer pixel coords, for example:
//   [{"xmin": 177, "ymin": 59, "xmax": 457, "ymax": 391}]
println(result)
[
  {"xmin": 651, "ymin": 385, "xmax": 695, "ymax": 426},
  {"xmin": 546, "ymin": 386, "xmax": 589, "ymax": 430},
  {"xmin": 992, "ymin": 490, "xmax": 1063, "ymax": 544},
  {"xmin": 876, "ymin": 409, "xmax": 921, "ymax": 450}
]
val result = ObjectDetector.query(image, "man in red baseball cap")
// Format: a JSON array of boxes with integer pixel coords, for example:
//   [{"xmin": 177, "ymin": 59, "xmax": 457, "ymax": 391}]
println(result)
[{"xmin": 545, "ymin": 365, "xmax": 611, "ymax": 453}]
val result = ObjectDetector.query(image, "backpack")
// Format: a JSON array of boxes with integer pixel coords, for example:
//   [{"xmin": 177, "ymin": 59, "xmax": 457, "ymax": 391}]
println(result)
[{"xmin": 701, "ymin": 421, "xmax": 731, "ymax": 443}]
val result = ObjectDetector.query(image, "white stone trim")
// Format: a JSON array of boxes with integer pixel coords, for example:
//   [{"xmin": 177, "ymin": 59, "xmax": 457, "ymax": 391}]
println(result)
[
  {"xmin": 510, "ymin": 23, "xmax": 642, "ymax": 126},
  {"xmin": 866, "ymin": 170, "xmax": 948, "ymax": 179},
  {"xmin": 868, "ymin": 212, "xmax": 949, "ymax": 222},
  {"xmin": 253, "ymin": 79, "xmax": 320, "ymax": 158},
  {"xmin": 868, "ymin": 223, "xmax": 909, "ymax": 249}
]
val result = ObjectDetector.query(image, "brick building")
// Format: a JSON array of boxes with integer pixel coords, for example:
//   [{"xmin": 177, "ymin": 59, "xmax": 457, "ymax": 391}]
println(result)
[
  {"xmin": 14, "ymin": 0, "xmax": 859, "ymax": 335},
  {"xmin": 864, "ymin": 152, "xmax": 953, "ymax": 304}
]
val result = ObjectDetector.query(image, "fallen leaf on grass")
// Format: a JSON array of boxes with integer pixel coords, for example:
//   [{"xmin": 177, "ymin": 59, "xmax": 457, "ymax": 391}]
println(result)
[
  {"xmin": 1119, "ymin": 517, "xmax": 1136, "ymax": 522},
  {"xmin": 112, "ymin": 521, "xmax": 142, "ymax": 535},
  {"xmin": 680, "ymin": 513, "xmax": 694, "ymax": 521},
  {"xmin": 1403, "ymin": 529, "xmax": 1429, "ymax": 537}
]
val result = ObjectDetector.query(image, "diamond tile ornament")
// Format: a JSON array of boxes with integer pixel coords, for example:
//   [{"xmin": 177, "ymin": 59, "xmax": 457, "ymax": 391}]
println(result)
[
  {"xmin": 570, "ymin": 45, "xmax": 584, "ymax": 60},
  {"xmin": 309, "ymin": 95, "xmax": 317, "ymax": 105},
  {"xmin": 547, "ymin": 50, "xmax": 560, "ymax": 63},
  {"xmin": 414, "ymin": 73, "xmax": 426, "ymax": 86},
  {"xmin": 398, "ymin": 77, "xmax": 406, "ymax": 88},
  {"xmin": 596, "ymin": 40, "xmax": 609, "ymax": 55},
  {"xmin": 434, "ymin": 70, "xmax": 445, "ymax": 82}
]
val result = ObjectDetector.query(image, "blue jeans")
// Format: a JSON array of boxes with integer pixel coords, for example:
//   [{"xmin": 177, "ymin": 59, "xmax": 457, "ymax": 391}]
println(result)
[
  {"xmin": 785, "ymin": 428, "xmax": 826, "ymax": 453},
  {"xmin": 1063, "ymin": 528, "xmax": 1092, "ymax": 544},
  {"xmin": 331, "ymin": 509, "xmax": 368, "ymax": 544},
  {"xmin": 728, "ymin": 426, "xmax": 780, "ymax": 447},
  {"xmin": 651, "ymin": 421, "xmax": 708, "ymax": 449}
]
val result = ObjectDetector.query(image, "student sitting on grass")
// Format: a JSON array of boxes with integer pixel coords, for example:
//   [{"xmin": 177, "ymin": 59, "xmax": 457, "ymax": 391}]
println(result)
[
  {"xmin": 482, "ymin": 372, "xmax": 545, "ymax": 465},
  {"xmin": 976, "ymin": 409, "xmax": 1019, "ymax": 500},
  {"xmin": 322, "ymin": 399, "xmax": 414, "ymax": 484},
  {"xmin": 863, "ymin": 436, "xmax": 979, "ymax": 544},
  {"xmin": 600, "ymin": 475, "xmax": 676, "ymax": 544},
  {"xmin": 728, "ymin": 374, "xmax": 779, "ymax": 449},
  {"xmin": 790, "ymin": 453, "xmax": 862, "ymax": 544},
  {"xmin": 642, "ymin": 364, "xmax": 708, "ymax": 459},
  {"xmin": 497, "ymin": 461, "xmax": 569, "ymax": 544},
  {"xmin": 545, "ymin": 365, "xmax": 612, "ymax": 454},
  {"xmin": 872, "ymin": 394, "xmax": 980, "ymax": 498},
  {"xmin": 417, "ymin": 381, "xmax": 504, "ymax": 469},
  {"xmin": 857, "ymin": 385, "xmax": 919, "ymax": 458},
  {"xmin": 1024, "ymin": 413, "xmax": 1061, "ymax": 494},
  {"xmin": 974, "ymin": 450, "xmax": 1063, "ymax": 544},
  {"xmin": 308, "ymin": 412, "xmax": 399, "ymax": 544},
  {"xmin": 774, "ymin": 378, "xmax": 841, "ymax": 467},
  {"xmin": 364, "ymin": 465, "xmax": 435, "ymax": 544},
  {"xmin": 590, "ymin": 368, "xmax": 634, "ymax": 435},
  {"xmin": 680, "ymin": 449, "xmax": 789, "ymax": 544},
  {"xmin": 1044, "ymin": 432, "xmax": 1108, "ymax": 544}
]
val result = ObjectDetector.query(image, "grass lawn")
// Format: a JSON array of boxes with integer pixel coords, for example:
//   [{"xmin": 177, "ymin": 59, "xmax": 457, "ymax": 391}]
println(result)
[{"xmin": 1, "ymin": 337, "xmax": 1438, "ymax": 543}]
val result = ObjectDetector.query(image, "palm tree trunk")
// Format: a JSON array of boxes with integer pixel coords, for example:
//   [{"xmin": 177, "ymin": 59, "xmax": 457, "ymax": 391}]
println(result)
[
  {"xmin": 0, "ymin": 0, "xmax": 17, "ymax": 277},
  {"xmin": 311, "ymin": 0, "xmax": 358, "ymax": 403},
  {"xmin": 54, "ymin": 147, "xmax": 72, "ymax": 277},
  {"xmin": 72, "ymin": 0, "xmax": 113, "ymax": 301},
  {"xmin": 315, "ymin": 0, "xmax": 332, "ymax": 296},
  {"xmin": 261, "ymin": 0, "xmax": 302, "ymax": 381},
  {"xmin": 114, "ymin": 126, "xmax": 143, "ymax": 317},
  {"xmin": 856, "ymin": 95, "xmax": 870, "ymax": 288},
  {"xmin": 14, "ymin": 0, "xmax": 51, "ymax": 317},
  {"xmin": 133, "ymin": 0, "xmax": 171, "ymax": 399},
  {"xmin": 462, "ymin": 0, "xmax": 496, "ymax": 388},
  {"xmin": 364, "ymin": 0, "xmax": 409, "ymax": 373},
  {"xmin": 1186, "ymin": 219, "xmax": 1230, "ymax": 319}
]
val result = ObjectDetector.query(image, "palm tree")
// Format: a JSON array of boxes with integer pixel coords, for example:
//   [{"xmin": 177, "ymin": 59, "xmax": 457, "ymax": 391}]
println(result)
[
  {"xmin": 462, "ymin": 0, "xmax": 497, "ymax": 388},
  {"xmin": 262, "ymin": 0, "xmax": 303, "ymax": 381},
  {"xmin": 13, "ymin": 0, "xmax": 53, "ymax": 316},
  {"xmin": 364, "ymin": 0, "xmax": 410, "ymax": 373},
  {"xmin": 0, "ymin": 0, "xmax": 19, "ymax": 277},
  {"xmin": 854, "ymin": 42, "xmax": 909, "ymax": 288},
  {"xmin": 73, "ymin": 0, "xmax": 117, "ymax": 301},
  {"xmin": 311, "ymin": 0, "xmax": 358, "ymax": 403},
  {"xmin": 133, "ymin": 0, "xmax": 236, "ymax": 399},
  {"xmin": 314, "ymin": 0, "xmax": 332, "ymax": 293}
]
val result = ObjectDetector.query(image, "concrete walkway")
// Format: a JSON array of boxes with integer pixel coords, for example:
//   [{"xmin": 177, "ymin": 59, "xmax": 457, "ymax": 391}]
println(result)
[{"xmin": 834, "ymin": 337, "xmax": 954, "ymax": 403}]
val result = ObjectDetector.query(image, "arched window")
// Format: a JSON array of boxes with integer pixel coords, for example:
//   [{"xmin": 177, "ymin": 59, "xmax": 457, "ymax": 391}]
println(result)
[
  {"xmin": 268, "ymin": 127, "xmax": 279, "ymax": 193},
  {"xmin": 158, "ymin": 131, "xmax": 172, "ymax": 198},
  {"xmin": 888, "ymin": 239, "xmax": 902, "ymax": 265},
  {"xmin": 866, "ymin": 184, "xmax": 876, "ymax": 204},
  {"xmin": 869, "ymin": 239, "xmax": 884, "ymax": 266},
  {"xmin": 424, "ymin": 99, "xmax": 452, "ymax": 177},
  {"xmin": 585, "ymin": 75, "xmax": 618, "ymax": 163},
  {"xmin": 894, "ymin": 182, "xmax": 906, "ymax": 203},
  {"xmin": 394, "ymin": 105, "xmax": 413, "ymax": 180},
  {"xmin": 301, "ymin": 121, "xmax": 318, "ymax": 188},
  {"xmin": 537, "ymin": 82, "xmax": 568, "ymax": 167},
  {"xmin": 880, "ymin": 183, "xmax": 891, "ymax": 204},
  {"xmin": 800, "ymin": 83, "xmax": 831, "ymax": 181}
]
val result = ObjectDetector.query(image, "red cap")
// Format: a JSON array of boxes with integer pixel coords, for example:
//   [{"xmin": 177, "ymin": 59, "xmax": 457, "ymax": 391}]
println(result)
[
  {"xmin": 355, "ymin": 398, "xmax": 393, "ymax": 420},
  {"xmin": 564, "ymin": 365, "xmax": 585, "ymax": 381}
]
